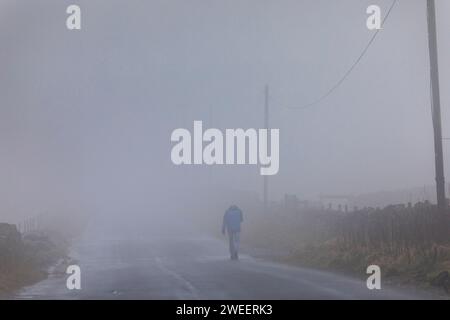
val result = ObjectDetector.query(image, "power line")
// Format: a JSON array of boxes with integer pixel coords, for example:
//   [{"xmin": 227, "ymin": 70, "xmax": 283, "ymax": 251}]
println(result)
[{"xmin": 280, "ymin": 0, "xmax": 398, "ymax": 110}]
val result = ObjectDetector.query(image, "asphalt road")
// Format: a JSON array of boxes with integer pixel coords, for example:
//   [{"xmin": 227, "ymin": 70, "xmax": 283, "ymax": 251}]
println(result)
[{"xmin": 13, "ymin": 225, "xmax": 435, "ymax": 300}]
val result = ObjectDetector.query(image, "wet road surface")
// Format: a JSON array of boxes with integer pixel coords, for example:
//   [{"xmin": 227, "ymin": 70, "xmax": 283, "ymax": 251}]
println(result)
[{"xmin": 14, "ymin": 229, "xmax": 435, "ymax": 300}]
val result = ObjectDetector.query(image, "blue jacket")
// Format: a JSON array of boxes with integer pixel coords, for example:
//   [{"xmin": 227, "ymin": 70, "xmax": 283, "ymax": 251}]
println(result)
[{"xmin": 222, "ymin": 206, "xmax": 243, "ymax": 233}]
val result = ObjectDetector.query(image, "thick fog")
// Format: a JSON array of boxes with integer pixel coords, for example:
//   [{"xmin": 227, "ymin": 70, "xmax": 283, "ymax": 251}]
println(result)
[{"xmin": 1, "ymin": 0, "xmax": 450, "ymax": 230}]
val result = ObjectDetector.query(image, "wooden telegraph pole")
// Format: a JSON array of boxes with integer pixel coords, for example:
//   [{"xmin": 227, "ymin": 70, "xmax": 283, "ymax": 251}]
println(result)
[
  {"xmin": 264, "ymin": 85, "xmax": 269, "ymax": 213},
  {"xmin": 427, "ymin": 0, "xmax": 446, "ymax": 211}
]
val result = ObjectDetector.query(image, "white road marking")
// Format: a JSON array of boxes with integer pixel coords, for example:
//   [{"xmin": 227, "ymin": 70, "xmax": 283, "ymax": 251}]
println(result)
[{"xmin": 155, "ymin": 256, "xmax": 200, "ymax": 299}]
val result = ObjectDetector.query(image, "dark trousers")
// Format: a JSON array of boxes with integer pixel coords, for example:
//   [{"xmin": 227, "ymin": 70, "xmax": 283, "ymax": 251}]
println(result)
[{"xmin": 228, "ymin": 231, "xmax": 240, "ymax": 258}]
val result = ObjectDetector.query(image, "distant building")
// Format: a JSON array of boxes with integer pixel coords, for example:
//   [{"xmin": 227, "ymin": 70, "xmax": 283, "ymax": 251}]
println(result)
[{"xmin": 319, "ymin": 194, "xmax": 350, "ymax": 212}]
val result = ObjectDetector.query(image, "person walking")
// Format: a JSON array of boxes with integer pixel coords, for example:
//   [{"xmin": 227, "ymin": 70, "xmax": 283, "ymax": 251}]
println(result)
[{"xmin": 222, "ymin": 205, "xmax": 243, "ymax": 260}]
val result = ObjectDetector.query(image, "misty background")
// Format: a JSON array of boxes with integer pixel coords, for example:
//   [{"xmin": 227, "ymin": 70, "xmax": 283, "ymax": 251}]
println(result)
[{"xmin": 1, "ymin": 0, "xmax": 450, "ymax": 228}]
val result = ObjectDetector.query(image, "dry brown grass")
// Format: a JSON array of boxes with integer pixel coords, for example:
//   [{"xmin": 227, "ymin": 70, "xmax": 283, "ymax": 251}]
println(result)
[{"xmin": 242, "ymin": 205, "xmax": 450, "ymax": 292}]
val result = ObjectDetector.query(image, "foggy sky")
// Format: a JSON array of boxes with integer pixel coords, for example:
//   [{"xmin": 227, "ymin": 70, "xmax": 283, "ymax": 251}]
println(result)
[{"xmin": 1, "ymin": 0, "xmax": 450, "ymax": 222}]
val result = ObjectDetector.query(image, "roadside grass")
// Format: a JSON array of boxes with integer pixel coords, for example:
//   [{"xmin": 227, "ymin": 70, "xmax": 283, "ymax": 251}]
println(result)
[
  {"xmin": 242, "ymin": 207, "xmax": 450, "ymax": 295},
  {"xmin": 0, "ymin": 229, "xmax": 69, "ymax": 295}
]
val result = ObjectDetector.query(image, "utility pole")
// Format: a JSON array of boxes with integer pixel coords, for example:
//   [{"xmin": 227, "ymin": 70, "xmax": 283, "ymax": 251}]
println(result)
[
  {"xmin": 208, "ymin": 104, "xmax": 213, "ymax": 186},
  {"xmin": 264, "ymin": 85, "xmax": 269, "ymax": 213},
  {"xmin": 427, "ymin": 0, "xmax": 446, "ymax": 211}
]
